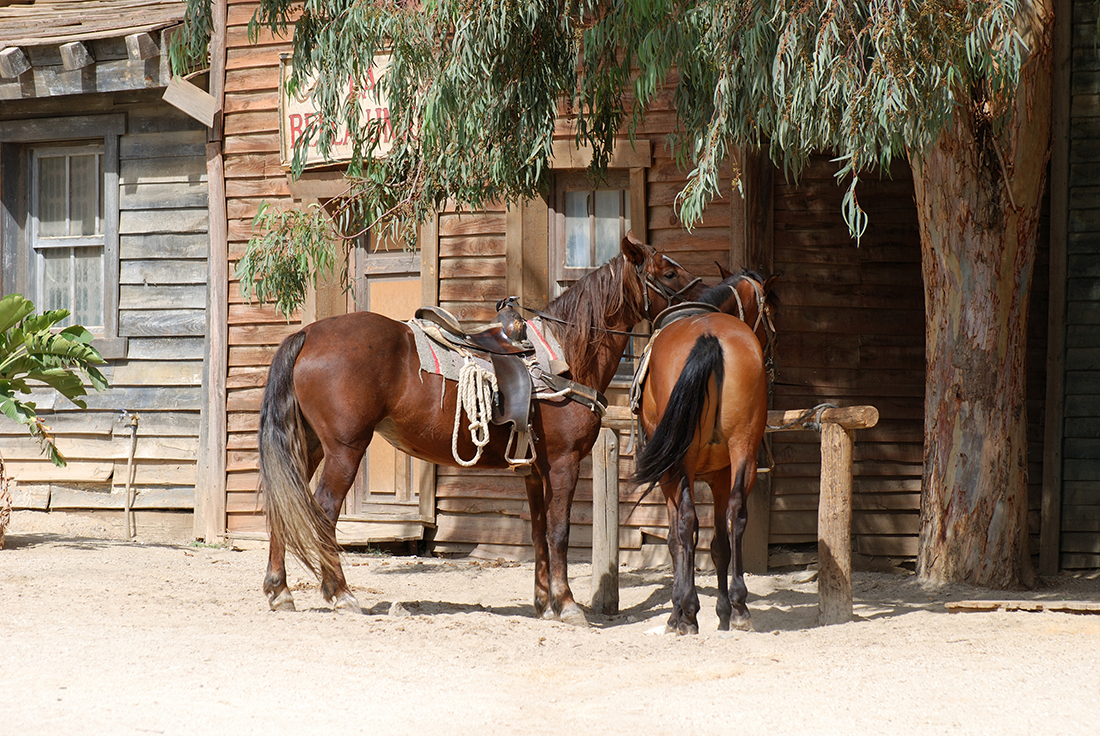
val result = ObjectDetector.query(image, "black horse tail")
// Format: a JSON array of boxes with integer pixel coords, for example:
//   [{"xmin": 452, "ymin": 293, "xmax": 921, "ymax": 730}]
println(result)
[
  {"xmin": 259, "ymin": 330, "xmax": 341, "ymax": 584},
  {"xmin": 633, "ymin": 335, "xmax": 724, "ymax": 487}
]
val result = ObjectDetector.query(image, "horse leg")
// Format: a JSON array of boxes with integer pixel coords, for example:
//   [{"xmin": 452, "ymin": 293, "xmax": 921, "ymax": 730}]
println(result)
[
  {"xmin": 726, "ymin": 461, "xmax": 754, "ymax": 631},
  {"xmin": 263, "ymin": 445, "xmax": 323, "ymax": 612},
  {"xmin": 523, "ymin": 471, "xmax": 552, "ymax": 619},
  {"xmin": 665, "ymin": 474, "xmax": 700, "ymax": 635},
  {"xmin": 264, "ymin": 531, "xmax": 296, "ymax": 611},
  {"xmin": 312, "ymin": 445, "xmax": 368, "ymax": 614},
  {"xmin": 545, "ymin": 456, "xmax": 587, "ymax": 626},
  {"xmin": 708, "ymin": 465, "xmax": 734, "ymax": 630}
]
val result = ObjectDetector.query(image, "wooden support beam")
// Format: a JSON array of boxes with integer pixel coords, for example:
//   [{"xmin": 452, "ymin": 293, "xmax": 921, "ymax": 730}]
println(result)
[
  {"xmin": 818, "ymin": 423, "xmax": 854, "ymax": 625},
  {"xmin": 0, "ymin": 47, "xmax": 30, "ymax": 78},
  {"xmin": 591, "ymin": 427, "xmax": 620, "ymax": 615},
  {"xmin": 59, "ymin": 41, "xmax": 94, "ymax": 71},
  {"xmin": 125, "ymin": 32, "xmax": 159, "ymax": 62}
]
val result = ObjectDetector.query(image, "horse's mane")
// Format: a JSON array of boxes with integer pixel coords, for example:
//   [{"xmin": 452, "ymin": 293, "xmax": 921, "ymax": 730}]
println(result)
[
  {"xmin": 698, "ymin": 269, "xmax": 781, "ymax": 311},
  {"xmin": 544, "ymin": 254, "xmax": 645, "ymax": 371}
]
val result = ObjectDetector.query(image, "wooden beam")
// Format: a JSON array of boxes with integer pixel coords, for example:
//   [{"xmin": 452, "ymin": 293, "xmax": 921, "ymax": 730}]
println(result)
[
  {"xmin": 591, "ymin": 428, "xmax": 620, "ymax": 615},
  {"xmin": 195, "ymin": 0, "xmax": 229, "ymax": 544},
  {"xmin": 162, "ymin": 76, "xmax": 219, "ymax": 128},
  {"xmin": 125, "ymin": 32, "xmax": 159, "ymax": 62},
  {"xmin": 0, "ymin": 46, "xmax": 30, "ymax": 78},
  {"xmin": 549, "ymin": 139, "xmax": 652, "ymax": 169},
  {"xmin": 59, "ymin": 41, "xmax": 94, "ymax": 71},
  {"xmin": 1041, "ymin": 0, "xmax": 1072, "ymax": 576},
  {"xmin": 818, "ymin": 423, "xmax": 854, "ymax": 625},
  {"xmin": 946, "ymin": 600, "xmax": 1100, "ymax": 614}
]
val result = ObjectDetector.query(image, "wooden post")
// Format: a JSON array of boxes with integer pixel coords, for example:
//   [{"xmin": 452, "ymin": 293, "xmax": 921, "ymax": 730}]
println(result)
[
  {"xmin": 818, "ymin": 422, "xmax": 854, "ymax": 625},
  {"xmin": 591, "ymin": 427, "xmax": 619, "ymax": 615}
]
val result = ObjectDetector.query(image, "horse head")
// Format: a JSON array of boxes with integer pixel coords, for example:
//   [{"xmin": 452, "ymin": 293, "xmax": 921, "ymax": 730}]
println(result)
[
  {"xmin": 704, "ymin": 264, "xmax": 780, "ymax": 375},
  {"xmin": 621, "ymin": 231, "xmax": 706, "ymax": 320}
]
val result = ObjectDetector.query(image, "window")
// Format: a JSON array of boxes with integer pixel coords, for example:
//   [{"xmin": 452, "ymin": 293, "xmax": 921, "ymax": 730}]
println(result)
[
  {"xmin": 551, "ymin": 170, "xmax": 633, "ymax": 296},
  {"xmin": 0, "ymin": 115, "xmax": 124, "ymax": 358},
  {"xmin": 31, "ymin": 145, "xmax": 106, "ymax": 329}
]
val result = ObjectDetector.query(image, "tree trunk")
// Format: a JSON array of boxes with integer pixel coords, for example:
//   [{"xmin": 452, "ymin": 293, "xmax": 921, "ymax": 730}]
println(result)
[{"xmin": 910, "ymin": 14, "xmax": 1052, "ymax": 587}]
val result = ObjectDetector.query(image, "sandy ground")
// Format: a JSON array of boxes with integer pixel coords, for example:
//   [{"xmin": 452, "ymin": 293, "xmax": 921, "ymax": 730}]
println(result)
[{"xmin": 3, "ymin": 511, "xmax": 1100, "ymax": 736}]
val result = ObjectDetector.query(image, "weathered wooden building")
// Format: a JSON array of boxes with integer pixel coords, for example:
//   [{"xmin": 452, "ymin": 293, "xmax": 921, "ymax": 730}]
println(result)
[{"xmin": 0, "ymin": 0, "xmax": 211, "ymax": 540}]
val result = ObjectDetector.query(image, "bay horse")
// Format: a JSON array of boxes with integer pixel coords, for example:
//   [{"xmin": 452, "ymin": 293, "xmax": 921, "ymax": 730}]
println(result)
[
  {"xmin": 259, "ymin": 233, "xmax": 705, "ymax": 625},
  {"xmin": 633, "ymin": 270, "xmax": 777, "ymax": 634}
]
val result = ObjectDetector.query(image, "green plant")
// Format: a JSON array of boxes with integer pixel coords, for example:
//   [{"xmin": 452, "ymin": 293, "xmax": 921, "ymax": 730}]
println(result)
[{"xmin": 0, "ymin": 294, "xmax": 109, "ymax": 466}]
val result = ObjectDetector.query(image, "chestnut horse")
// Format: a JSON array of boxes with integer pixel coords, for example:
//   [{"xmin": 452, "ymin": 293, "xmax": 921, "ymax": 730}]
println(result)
[
  {"xmin": 633, "ymin": 271, "xmax": 777, "ymax": 634},
  {"xmin": 259, "ymin": 234, "xmax": 704, "ymax": 625}
]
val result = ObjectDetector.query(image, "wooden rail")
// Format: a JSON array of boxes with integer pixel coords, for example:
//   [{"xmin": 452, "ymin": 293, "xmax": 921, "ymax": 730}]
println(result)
[{"xmin": 593, "ymin": 404, "xmax": 879, "ymax": 626}]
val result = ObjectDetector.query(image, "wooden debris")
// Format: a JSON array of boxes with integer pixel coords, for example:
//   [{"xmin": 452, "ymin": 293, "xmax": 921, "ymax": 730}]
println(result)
[{"xmin": 946, "ymin": 600, "xmax": 1100, "ymax": 614}]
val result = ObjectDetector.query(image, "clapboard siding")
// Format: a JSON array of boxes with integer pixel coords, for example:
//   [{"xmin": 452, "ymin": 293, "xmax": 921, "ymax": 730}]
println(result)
[
  {"xmin": 2, "ymin": 95, "xmax": 209, "ymax": 513},
  {"xmin": 768, "ymin": 156, "xmax": 925, "ymax": 556},
  {"xmin": 221, "ymin": 3, "xmax": 297, "ymax": 534},
  {"xmin": 1060, "ymin": 0, "xmax": 1100, "ymax": 567}
]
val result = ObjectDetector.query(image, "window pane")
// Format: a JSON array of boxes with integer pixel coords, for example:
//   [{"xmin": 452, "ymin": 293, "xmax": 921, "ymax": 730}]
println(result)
[
  {"xmin": 69, "ymin": 154, "xmax": 100, "ymax": 237},
  {"xmin": 38, "ymin": 156, "xmax": 68, "ymax": 238},
  {"xmin": 624, "ymin": 190, "xmax": 631, "ymax": 232},
  {"xmin": 564, "ymin": 191, "xmax": 591, "ymax": 268},
  {"xmin": 594, "ymin": 190, "xmax": 622, "ymax": 266},
  {"xmin": 74, "ymin": 246, "xmax": 103, "ymax": 328},
  {"xmin": 41, "ymin": 248, "xmax": 69, "ymax": 315}
]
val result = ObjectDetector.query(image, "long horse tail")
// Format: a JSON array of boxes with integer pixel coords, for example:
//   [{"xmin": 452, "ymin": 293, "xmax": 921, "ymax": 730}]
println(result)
[
  {"xmin": 259, "ymin": 330, "xmax": 341, "ymax": 582},
  {"xmin": 633, "ymin": 335, "xmax": 724, "ymax": 487}
]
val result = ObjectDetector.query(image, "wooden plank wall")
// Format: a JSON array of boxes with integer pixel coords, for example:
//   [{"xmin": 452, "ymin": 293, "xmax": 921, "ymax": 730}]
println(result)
[
  {"xmin": 768, "ymin": 156, "xmax": 925, "ymax": 559},
  {"xmin": 4, "ymin": 95, "xmax": 208, "ymax": 526},
  {"xmin": 221, "ymin": 1, "xmax": 297, "ymax": 534},
  {"xmin": 1060, "ymin": 0, "xmax": 1100, "ymax": 568}
]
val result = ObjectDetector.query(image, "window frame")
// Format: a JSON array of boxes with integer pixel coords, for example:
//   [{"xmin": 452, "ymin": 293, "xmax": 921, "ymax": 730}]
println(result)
[
  {"xmin": 0, "ymin": 114, "xmax": 125, "ymax": 359},
  {"xmin": 549, "ymin": 169, "xmax": 634, "ymax": 295}
]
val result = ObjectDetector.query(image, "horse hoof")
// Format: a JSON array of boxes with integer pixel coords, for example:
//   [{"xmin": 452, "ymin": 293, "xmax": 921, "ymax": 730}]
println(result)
[
  {"xmin": 558, "ymin": 603, "xmax": 589, "ymax": 628},
  {"xmin": 729, "ymin": 615, "xmax": 753, "ymax": 632},
  {"xmin": 676, "ymin": 621, "xmax": 700, "ymax": 636},
  {"xmin": 268, "ymin": 589, "xmax": 296, "ymax": 612},
  {"xmin": 334, "ymin": 592, "xmax": 363, "ymax": 615}
]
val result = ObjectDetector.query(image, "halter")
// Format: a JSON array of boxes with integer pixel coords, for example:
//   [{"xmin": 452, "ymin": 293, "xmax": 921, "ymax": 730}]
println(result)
[
  {"xmin": 524, "ymin": 253, "xmax": 702, "ymax": 339},
  {"xmin": 725, "ymin": 275, "xmax": 778, "ymax": 385},
  {"xmin": 637, "ymin": 255, "xmax": 703, "ymax": 317}
]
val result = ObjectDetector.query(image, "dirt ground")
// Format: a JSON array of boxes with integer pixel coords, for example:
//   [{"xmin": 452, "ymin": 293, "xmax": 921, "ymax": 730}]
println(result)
[{"xmin": 3, "ymin": 511, "xmax": 1100, "ymax": 735}]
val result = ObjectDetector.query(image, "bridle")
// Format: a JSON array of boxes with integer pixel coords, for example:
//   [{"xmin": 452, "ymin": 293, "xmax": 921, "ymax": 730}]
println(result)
[
  {"xmin": 725, "ymin": 275, "xmax": 778, "ymax": 384},
  {"xmin": 637, "ymin": 254, "xmax": 703, "ymax": 318},
  {"xmin": 521, "ymin": 253, "xmax": 702, "ymax": 339}
]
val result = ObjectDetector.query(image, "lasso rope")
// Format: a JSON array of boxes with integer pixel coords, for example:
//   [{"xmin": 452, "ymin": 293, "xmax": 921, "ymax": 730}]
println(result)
[{"xmin": 451, "ymin": 357, "xmax": 498, "ymax": 467}]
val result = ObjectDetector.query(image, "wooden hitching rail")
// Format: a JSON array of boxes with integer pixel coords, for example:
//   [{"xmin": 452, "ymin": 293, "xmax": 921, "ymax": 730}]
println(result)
[{"xmin": 593, "ymin": 404, "xmax": 879, "ymax": 626}]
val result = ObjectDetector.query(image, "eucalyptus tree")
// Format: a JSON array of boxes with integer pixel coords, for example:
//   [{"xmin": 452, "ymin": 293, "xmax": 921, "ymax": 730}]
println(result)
[{"xmin": 176, "ymin": 0, "xmax": 1053, "ymax": 587}]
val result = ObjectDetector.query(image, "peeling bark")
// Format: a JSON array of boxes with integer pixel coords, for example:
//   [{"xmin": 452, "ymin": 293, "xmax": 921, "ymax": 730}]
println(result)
[{"xmin": 911, "ymin": 10, "xmax": 1052, "ymax": 588}]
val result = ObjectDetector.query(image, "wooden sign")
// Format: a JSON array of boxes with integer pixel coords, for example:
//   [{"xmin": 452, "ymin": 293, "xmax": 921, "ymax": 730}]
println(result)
[{"xmin": 279, "ymin": 53, "xmax": 393, "ymax": 168}]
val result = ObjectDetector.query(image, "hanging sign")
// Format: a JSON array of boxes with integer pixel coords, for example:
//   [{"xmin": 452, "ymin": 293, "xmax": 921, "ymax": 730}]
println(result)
[{"xmin": 278, "ymin": 53, "xmax": 393, "ymax": 167}]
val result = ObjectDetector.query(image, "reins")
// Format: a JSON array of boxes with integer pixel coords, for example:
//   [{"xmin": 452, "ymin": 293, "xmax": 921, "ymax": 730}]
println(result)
[{"xmin": 516, "ymin": 256, "xmax": 702, "ymax": 340}]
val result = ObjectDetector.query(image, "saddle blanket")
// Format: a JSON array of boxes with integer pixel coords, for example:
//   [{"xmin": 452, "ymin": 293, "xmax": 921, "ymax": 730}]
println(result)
[{"xmin": 408, "ymin": 316, "xmax": 566, "ymax": 384}]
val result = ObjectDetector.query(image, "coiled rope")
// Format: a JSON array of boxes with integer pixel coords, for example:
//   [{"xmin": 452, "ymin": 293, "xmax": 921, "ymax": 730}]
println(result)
[{"xmin": 452, "ymin": 357, "xmax": 498, "ymax": 467}]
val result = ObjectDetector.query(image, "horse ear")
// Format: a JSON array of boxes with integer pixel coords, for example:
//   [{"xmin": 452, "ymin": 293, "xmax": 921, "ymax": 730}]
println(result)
[
  {"xmin": 715, "ymin": 261, "xmax": 734, "ymax": 280},
  {"xmin": 621, "ymin": 230, "xmax": 651, "ymax": 266},
  {"xmin": 763, "ymin": 274, "xmax": 780, "ymax": 295}
]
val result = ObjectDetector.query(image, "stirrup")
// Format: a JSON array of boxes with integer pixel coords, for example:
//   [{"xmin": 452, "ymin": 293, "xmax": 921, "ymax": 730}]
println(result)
[{"xmin": 506, "ymin": 428, "xmax": 536, "ymax": 475}]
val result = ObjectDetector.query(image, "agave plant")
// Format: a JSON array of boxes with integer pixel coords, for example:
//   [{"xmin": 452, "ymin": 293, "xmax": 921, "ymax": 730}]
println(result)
[{"xmin": 0, "ymin": 294, "xmax": 109, "ymax": 467}]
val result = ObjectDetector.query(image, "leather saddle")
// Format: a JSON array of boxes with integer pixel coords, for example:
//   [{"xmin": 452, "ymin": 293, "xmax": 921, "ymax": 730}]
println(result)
[{"xmin": 414, "ymin": 301, "xmax": 537, "ymax": 473}]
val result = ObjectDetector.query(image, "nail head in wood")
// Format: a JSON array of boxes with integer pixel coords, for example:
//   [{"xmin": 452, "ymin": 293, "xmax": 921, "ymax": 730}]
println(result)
[
  {"xmin": 0, "ymin": 46, "xmax": 31, "ymax": 78},
  {"xmin": 125, "ymin": 32, "xmax": 159, "ymax": 62},
  {"xmin": 60, "ymin": 42, "xmax": 95, "ymax": 71}
]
